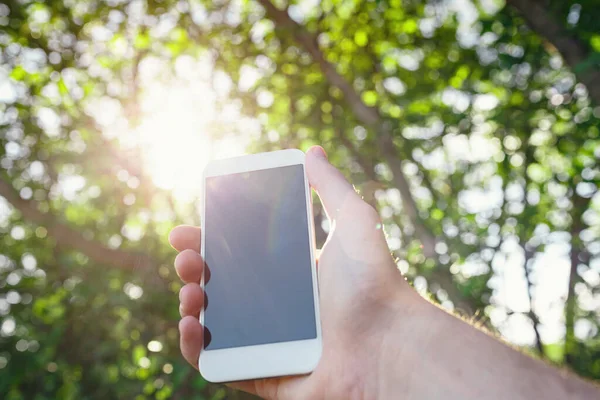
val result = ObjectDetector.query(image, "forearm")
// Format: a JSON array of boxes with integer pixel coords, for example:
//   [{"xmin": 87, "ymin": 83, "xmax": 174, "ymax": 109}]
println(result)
[{"xmin": 380, "ymin": 300, "xmax": 599, "ymax": 400}]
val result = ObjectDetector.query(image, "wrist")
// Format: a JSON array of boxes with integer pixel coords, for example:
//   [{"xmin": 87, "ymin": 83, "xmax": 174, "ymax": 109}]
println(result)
[{"xmin": 374, "ymin": 290, "xmax": 441, "ymax": 399}]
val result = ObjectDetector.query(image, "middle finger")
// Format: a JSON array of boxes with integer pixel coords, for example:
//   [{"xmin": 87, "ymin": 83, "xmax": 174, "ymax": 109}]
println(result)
[
  {"xmin": 179, "ymin": 282, "xmax": 204, "ymax": 318},
  {"xmin": 175, "ymin": 249, "xmax": 205, "ymax": 283}
]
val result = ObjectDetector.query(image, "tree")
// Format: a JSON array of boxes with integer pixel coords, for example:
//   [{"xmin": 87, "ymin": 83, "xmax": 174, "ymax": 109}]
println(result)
[{"xmin": 1, "ymin": 0, "xmax": 599, "ymax": 398}]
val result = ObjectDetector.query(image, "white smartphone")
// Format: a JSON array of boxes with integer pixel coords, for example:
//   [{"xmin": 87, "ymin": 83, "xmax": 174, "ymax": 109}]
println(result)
[{"xmin": 199, "ymin": 149, "xmax": 322, "ymax": 383}]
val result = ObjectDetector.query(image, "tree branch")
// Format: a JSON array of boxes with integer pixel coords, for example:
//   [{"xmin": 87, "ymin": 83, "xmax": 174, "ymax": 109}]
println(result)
[
  {"xmin": 334, "ymin": 127, "xmax": 383, "ymax": 208},
  {"xmin": 565, "ymin": 186, "xmax": 591, "ymax": 366},
  {"xmin": 332, "ymin": 118, "xmax": 474, "ymax": 313},
  {"xmin": 507, "ymin": 0, "xmax": 600, "ymax": 105},
  {"xmin": 256, "ymin": 0, "xmax": 379, "ymax": 125},
  {"xmin": 521, "ymin": 144, "xmax": 544, "ymax": 356},
  {"xmin": 0, "ymin": 177, "xmax": 156, "ymax": 272},
  {"xmin": 256, "ymin": 0, "xmax": 437, "ymax": 257},
  {"xmin": 254, "ymin": 0, "xmax": 480, "ymax": 313},
  {"xmin": 523, "ymin": 244, "xmax": 544, "ymax": 355}
]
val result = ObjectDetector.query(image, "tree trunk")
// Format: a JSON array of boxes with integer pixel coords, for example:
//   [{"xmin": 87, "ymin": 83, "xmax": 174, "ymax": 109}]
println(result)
[
  {"xmin": 564, "ymin": 186, "xmax": 588, "ymax": 365},
  {"xmin": 507, "ymin": 0, "xmax": 600, "ymax": 105}
]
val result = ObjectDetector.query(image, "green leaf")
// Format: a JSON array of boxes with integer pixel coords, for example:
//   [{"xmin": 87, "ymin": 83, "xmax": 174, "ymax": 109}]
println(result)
[
  {"xmin": 132, "ymin": 345, "xmax": 146, "ymax": 364},
  {"xmin": 574, "ymin": 52, "xmax": 600, "ymax": 74},
  {"xmin": 134, "ymin": 32, "xmax": 150, "ymax": 50},
  {"xmin": 354, "ymin": 31, "xmax": 368, "ymax": 47},
  {"xmin": 10, "ymin": 65, "xmax": 26, "ymax": 81},
  {"xmin": 58, "ymin": 79, "xmax": 68, "ymax": 96},
  {"xmin": 403, "ymin": 19, "xmax": 417, "ymax": 34},
  {"xmin": 591, "ymin": 35, "xmax": 600, "ymax": 52},
  {"xmin": 362, "ymin": 90, "xmax": 378, "ymax": 106}
]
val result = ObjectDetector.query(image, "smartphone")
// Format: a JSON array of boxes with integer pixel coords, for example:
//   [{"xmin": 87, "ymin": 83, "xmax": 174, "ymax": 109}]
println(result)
[{"xmin": 199, "ymin": 149, "xmax": 322, "ymax": 383}]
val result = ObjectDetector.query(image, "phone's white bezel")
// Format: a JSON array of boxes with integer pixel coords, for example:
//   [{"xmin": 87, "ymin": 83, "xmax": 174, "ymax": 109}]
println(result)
[{"xmin": 199, "ymin": 149, "xmax": 322, "ymax": 383}]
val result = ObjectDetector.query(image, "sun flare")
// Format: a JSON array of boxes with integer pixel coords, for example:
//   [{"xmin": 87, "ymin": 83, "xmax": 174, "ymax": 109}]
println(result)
[
  {"xmin": 128, "ymin": 56, "xmax": 257, "ymax": 201},
  {"xmin": 136, "ymin": 84, "xmax": 214, "ymax": 199}
]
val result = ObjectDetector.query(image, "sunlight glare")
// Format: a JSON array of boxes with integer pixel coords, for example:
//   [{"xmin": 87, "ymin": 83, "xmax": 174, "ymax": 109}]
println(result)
[
  {"xmin": 135, "ymin": 84, "xmax": 213, "ymax": 199},
  {"xmin": 130, "ymin": 56, "xmax": 256, "ymax": 201}
]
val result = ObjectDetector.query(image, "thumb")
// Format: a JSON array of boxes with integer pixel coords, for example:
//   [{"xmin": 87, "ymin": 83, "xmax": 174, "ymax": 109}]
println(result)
[{"xmin": 305, "ymin": 146, "xmax": 358, "ymax": 219}]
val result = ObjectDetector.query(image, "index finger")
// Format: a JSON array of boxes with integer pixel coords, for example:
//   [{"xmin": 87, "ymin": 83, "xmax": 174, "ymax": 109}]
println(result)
[{"xmin": 169, "ymin": 225, "xmax": 201, "ymax": 252}]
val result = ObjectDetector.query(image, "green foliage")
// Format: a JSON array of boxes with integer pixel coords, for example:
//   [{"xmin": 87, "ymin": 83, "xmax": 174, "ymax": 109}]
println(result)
[{"xmin": 0, "ymin": 0, "xmax": 599, "ymax": 398}]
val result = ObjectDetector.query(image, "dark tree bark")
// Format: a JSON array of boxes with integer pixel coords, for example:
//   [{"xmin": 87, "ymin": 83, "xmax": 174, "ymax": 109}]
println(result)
[
  {"xmin": 255, "ymin": 0, "xmax": 477, "ymax": 313},
  {"xmin": 0, "ymin": 177, "xmax": 157, "ymax": 272},
  {"xmin": 256, "ymin": 0, "xmax": 437, "ymax": 258},
  {"xmin": 507, "ymin": 0, "xmax": 600, "ymax": 105},
  {"xmin": 523, "ymin": 245, "xmax": 544, "ymax": 355},
  {"xmin": 521, "ymin": 145, "xmax": 544, "ymax": 356},
  {"xmin": 565, "ymin": 188, "xmax": 589, "ymax": 366}
]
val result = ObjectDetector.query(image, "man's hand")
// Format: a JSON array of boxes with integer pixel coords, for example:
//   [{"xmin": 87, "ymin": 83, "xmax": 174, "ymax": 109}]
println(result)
[
  {"xmin": 169, "ymin": 146, "xmax": 599, "ymax": 400},
  {"xmin": 168, "ymin": 146, "xmax": 424, "ymax": 399}
]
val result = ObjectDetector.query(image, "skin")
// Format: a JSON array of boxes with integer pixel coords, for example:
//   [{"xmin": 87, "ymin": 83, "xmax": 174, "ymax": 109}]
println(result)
[{"xmin": 169, "ymin": 146, "xmax": 599, "ymax": 399}]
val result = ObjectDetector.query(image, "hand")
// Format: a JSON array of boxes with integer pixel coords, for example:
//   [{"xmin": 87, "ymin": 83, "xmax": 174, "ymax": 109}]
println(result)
[{"xmin": 169, "ymin": 146, "xmax": 426, "ymax": 399}]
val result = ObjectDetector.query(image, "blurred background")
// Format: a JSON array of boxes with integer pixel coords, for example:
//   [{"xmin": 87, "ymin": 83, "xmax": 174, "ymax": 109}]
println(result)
[{"xmin": 1, "ymin": 0, "xmax": 600, "ymax": 398}]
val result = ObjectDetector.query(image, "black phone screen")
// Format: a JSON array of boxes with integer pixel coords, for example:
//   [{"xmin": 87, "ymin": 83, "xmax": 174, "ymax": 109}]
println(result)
[{"xmin": 203, "ymin": 165, "xmax": 317, "ymax": 350}]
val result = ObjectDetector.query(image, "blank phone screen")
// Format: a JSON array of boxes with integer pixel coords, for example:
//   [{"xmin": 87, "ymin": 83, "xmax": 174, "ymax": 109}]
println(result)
[{"xmin": 203, "ymin": 165, "xmax": 317, "ymax": 350}]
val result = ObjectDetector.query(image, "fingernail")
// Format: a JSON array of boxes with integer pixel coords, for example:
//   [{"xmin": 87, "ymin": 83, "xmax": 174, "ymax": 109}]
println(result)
[{"xmin": 313, "ymin": 146, "xmax": 328, "ymax": 160}]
